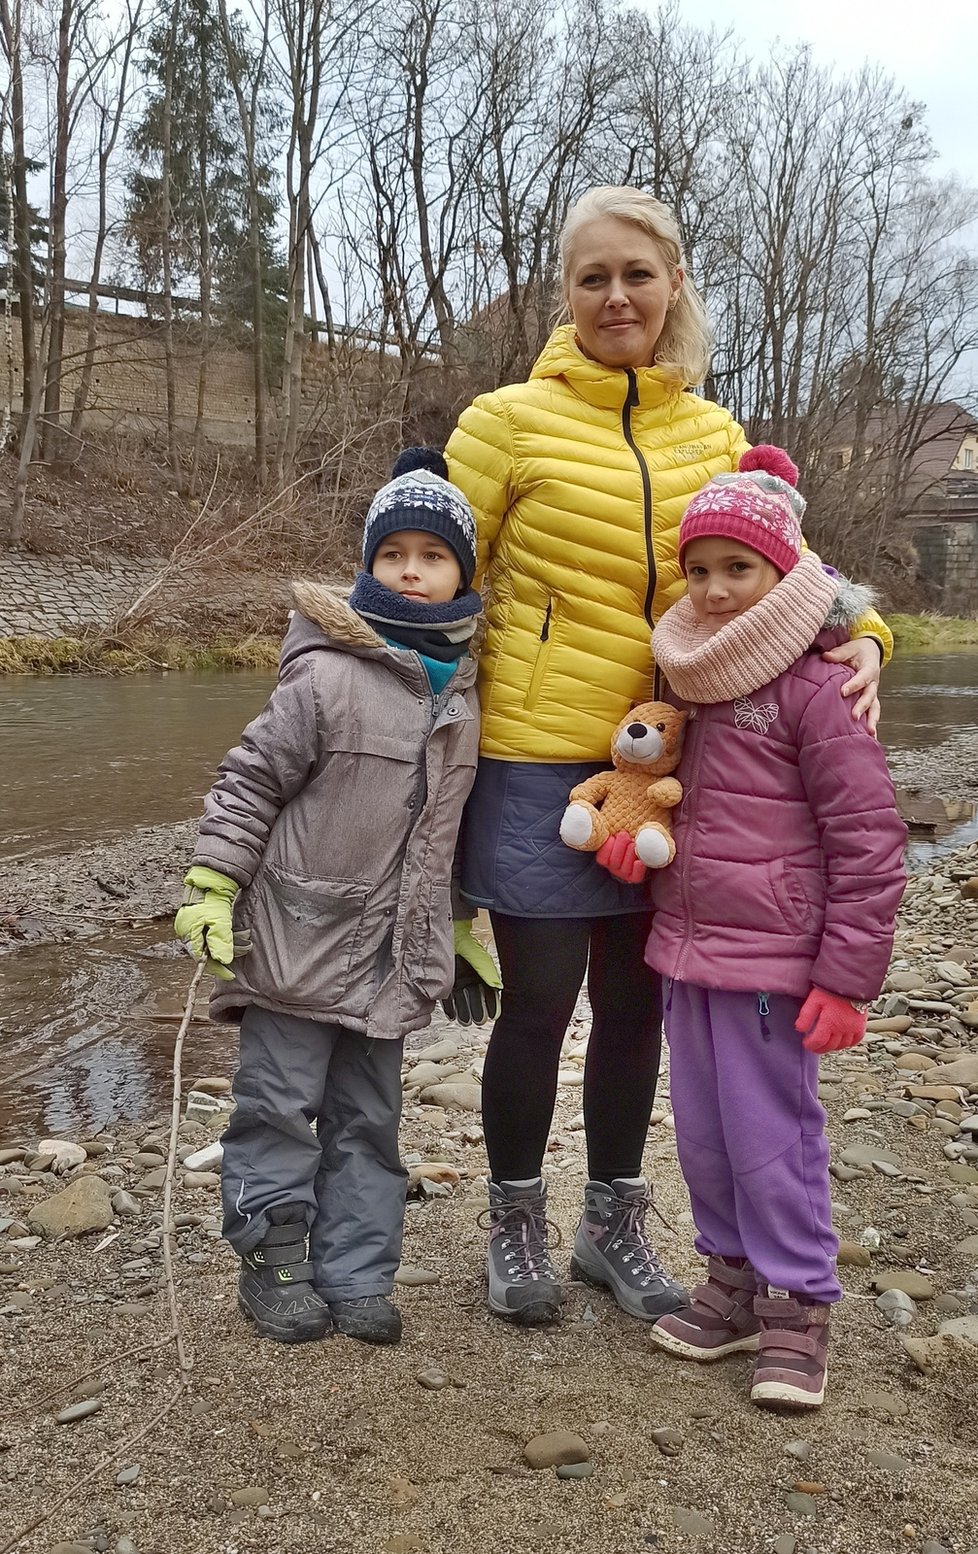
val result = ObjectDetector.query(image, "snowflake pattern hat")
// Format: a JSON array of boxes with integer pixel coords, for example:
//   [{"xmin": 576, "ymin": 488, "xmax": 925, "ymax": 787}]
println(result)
[
  {"xmin": 678, "ymin": 446, "xmax": 807, "ymax": 577},
  {"xmin": 362, "ymin": 447, "xmax": 477, "ymax": 587}
]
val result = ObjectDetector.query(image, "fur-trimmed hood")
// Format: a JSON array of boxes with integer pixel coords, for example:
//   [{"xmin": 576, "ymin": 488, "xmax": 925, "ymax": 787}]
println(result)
[
  {"xmin": 286, "ymin": 580, "xmax": 386, "ymax": 661},
  {"xmin": 824, "ymin": 575, "xmax": 876, "ymax": 631}
]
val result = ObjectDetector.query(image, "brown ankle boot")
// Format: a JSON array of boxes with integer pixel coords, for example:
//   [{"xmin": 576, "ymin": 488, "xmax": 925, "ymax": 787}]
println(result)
[
  {"xmin": 750, "ymin": 1287, "xmax": 830, "ymax": 1409},
  {"xmin": 649, "ymin": 1256, "xmax": 760, "ymax": 1361}
]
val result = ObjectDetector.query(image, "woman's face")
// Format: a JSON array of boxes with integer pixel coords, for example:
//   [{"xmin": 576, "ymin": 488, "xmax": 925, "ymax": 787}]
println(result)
[{"xmin": 566, "ymin": 216, "xmax": 682, "ymax": 371}]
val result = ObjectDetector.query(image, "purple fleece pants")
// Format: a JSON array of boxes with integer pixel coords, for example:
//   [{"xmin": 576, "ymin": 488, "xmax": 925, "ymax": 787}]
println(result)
[{"xmin": 664, "ymin": 979, "xmax": 841, "ymax": 1304}]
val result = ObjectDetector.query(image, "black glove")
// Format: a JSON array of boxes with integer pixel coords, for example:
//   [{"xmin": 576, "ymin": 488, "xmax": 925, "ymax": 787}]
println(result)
[{"xmin": 440, "ymin": 922, "xmax": 502, "ymax": 1025}]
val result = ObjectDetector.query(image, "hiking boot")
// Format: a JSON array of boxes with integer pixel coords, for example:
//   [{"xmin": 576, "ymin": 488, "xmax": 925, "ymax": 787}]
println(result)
[
  {"xmin": 649, "ymin": 1256, "xmax": 760, "ymax": 1359},
  {"xmin": 750, "ymin": 1287, "xmax": 831, "ymax": 1409},
  {"xmin": 327, "ymin": 1295, "xmax": 402, "ymax": 1345},
  {"xmin": 481, "ymin": 1178, "xmax": 564, "ymax": 1325},
  {"xmin": 238, "ymin": 1204, "xmax": 332, "ymax": 1344},
  {"xmin": 569, "ymin": 1178, "xmax": 687, "ymax": 1321}
]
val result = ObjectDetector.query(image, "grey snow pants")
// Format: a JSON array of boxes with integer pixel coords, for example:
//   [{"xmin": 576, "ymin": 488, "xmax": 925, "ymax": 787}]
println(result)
[{"xmin": 220, "ymin": 1005, "xmax": 407, "ymax": 1301}]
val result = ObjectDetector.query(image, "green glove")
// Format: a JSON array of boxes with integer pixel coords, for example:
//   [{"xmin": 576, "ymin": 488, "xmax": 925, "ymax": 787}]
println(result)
[
  {"xmin": 174, "ymin": 865, "xmax": 240, "ymax": 981},
  {"xmin": 441, "ymin": 919, "xmax": 502, "ymax": 1026}
]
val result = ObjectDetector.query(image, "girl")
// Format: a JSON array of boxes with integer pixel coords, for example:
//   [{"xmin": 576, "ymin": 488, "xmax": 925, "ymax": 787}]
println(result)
[{"xmin": 645, "ymin": 446, "xmax": 906, "ymax": 1408}]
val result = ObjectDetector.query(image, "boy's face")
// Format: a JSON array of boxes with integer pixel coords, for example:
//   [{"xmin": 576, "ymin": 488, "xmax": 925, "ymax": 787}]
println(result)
[
  {"xmin": 683, "ymin": 536, "xmax": 781, "ymax": 634},
  {"xmin": 371, "ymin": 528, "xmax": 462, "ymax": 604}
]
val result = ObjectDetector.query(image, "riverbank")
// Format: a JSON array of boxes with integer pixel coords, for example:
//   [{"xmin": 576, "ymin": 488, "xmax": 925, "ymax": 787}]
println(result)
[
  {"xmin": 3, "ymin": 843, "xmax": 978, "ymax": 1554},
  {"xmin": 0, "ymin": 631, "xmax": 281, "ymax": 675},
  {"xmin": 0, "ymin": 612, "xmax": 974, "ymax": 674}
]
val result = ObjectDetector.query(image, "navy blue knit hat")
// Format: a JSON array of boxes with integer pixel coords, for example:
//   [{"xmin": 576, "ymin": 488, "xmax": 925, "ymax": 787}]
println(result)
[{"xmin": 362, "ymin": 447, "xmax": 477, "ymax": 587}]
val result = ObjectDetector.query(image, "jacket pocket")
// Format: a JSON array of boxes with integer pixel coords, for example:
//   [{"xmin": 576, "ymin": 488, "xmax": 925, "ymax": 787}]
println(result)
[
  {"xmin": 524, "ymin": 596, "xmax": 558, "ymax": 712},
  {"xmin": 769, "ymin": 858, "xmax": 813, "ymax": 935},
  {"xmin": 404, "ymin": 882, "xmax": 455, "ymax": 1001},
  {"xmin": 252, "ymin": 867, "xmax": 370, "ymax": 1007}
]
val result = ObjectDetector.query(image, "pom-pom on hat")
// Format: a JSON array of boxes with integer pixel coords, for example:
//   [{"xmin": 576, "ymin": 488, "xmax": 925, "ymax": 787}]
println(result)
[
  {"xmin": 679, "ymin": 445, "xmax": 807, "ymax": 577},
  {"xmin": 362, "ymin": 446, "xmax": 477, "ymax": 587}
]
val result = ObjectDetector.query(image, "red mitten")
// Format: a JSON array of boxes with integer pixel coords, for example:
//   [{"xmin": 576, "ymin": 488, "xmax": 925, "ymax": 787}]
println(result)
[
  {"xmin": 795, "ymin": 987, "xmax": 867, "ymax": 1054},
  {"xmin": 595, "ymin": 830, "xmax": 647, "ymax": 886}
]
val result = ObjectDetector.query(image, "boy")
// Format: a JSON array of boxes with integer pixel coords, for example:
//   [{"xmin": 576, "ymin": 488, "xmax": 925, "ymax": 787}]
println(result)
[{"xmin": 175, "ymin": 448, "xmax": 498, "ymax": 1345}]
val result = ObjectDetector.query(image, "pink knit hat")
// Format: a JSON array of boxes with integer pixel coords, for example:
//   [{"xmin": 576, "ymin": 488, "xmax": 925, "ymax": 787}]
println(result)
[{"xmin": 679, "ymin": 446, "xmax": 807, "ymax": 577}]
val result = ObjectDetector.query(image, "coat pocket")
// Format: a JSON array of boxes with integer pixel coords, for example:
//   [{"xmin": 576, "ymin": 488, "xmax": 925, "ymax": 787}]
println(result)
[
  {"xmin": 404, "ymin": 882, "xmax": 455, "ymax": 1001},
  {"xmin": 524, "ymin": 596, "xmax": 559, "ymax": 711},
  {"xmin": 251, "ymin": 867, "xmax": 370, "ymax": 1006}
]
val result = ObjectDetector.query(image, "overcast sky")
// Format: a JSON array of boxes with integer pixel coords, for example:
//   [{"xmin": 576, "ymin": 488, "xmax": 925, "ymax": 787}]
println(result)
[{"xmin": 664, "ymin": 0, "xmax": 978, "ymax": 185}]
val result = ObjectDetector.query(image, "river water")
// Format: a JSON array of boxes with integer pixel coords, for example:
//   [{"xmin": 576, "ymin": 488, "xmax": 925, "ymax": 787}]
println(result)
[{"xmin": 2, "ymin": 651, "xmax": 977, "ymax": 1143}]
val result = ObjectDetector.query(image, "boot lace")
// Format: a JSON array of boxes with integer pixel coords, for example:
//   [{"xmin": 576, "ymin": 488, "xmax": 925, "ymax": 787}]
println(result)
[
  {"xmin": 604, "ymin": 1191, "xmax": 675, "ymax": 1290},
  {"xmin": 478, "ymin": 1198, "xmax": 563, "ymax": 1282}
]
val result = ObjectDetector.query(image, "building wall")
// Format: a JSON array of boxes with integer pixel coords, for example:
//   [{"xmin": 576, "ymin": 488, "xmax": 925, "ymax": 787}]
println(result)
[{"xmin": 914, "ymin": 521, "xmax": 978, "ymax": 615}]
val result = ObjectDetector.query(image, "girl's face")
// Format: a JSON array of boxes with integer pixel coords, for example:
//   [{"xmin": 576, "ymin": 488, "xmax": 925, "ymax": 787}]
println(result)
[
  {"xmin": 371, "ymin": 529, "xmax": 462, "ymax": 603},
  {"xmin": 683, "ymin": 536, "xmax": 782, "ymax": 633},
  {"xmin": 566, "ymin": 216, "xmax": 682, "ymax": 371}
]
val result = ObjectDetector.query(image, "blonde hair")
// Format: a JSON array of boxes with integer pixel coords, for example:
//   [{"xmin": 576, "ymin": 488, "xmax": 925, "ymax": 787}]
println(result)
[{"xmin": 559, "ymin": 186, "xmax": 713, "ymax": 390}]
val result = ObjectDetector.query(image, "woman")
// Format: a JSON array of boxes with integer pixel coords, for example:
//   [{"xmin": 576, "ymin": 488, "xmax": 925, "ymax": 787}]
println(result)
[{"xmin": 445, "ymin": 185, "xmax": 889, "ymax": 1328}]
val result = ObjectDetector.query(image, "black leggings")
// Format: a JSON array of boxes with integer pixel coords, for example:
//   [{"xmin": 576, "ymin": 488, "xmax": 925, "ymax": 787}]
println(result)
[{"xmin": 481, "ymin": 911, "xmax": 663, "ymax": 1184}]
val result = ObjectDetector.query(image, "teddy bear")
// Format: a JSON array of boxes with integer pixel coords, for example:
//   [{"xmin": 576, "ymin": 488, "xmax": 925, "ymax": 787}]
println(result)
[{"xmin": 558, "ymin": 701, "xmax": 686, "ymax": 869}]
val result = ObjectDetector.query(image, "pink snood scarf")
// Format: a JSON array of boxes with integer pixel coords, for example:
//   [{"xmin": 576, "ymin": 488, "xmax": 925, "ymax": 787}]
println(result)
[{"xmin": 651, "ymin": 552, "xmax": 840, "ymax": 704}]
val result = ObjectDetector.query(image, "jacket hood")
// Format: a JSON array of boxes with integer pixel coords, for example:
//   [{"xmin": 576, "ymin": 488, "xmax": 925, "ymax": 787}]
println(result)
[
  {"xmin": 282, "ymin": 580, "xmax": 386, "ymax": 669},
  {"xmin": 824, "ymin": 575, "xmax": 875, "ymax": 631},
  {"xmin": 529, "ymin": 324, "xmax": 682, "ymax": 409}
]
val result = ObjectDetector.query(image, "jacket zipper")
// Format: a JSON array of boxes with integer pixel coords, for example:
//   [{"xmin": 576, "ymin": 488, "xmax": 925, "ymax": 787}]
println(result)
[
  {"xmin": 673, "ymin": 708, "xmax": 702, "ymax": 982},
  {"xmin": 622, "ymin": 369, "xmax": 656, "ymax": 627},
  {"xmin": 524, "ymin": 596, "xmax": 555, "ymax": 709}
]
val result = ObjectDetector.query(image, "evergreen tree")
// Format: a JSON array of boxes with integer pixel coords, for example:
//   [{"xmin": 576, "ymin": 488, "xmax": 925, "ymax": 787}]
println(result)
[{"xmin": 124, "ymin": 0, "xmax": 283, "ymax": 348}]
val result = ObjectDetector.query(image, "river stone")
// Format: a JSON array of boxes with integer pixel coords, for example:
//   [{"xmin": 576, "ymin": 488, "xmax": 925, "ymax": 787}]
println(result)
[
  {"xmin": 650, "ymin": 1426, "xmax": 683, "ymax": 1456},
  {"xmin": 887, "ymin": 970, "xmax": 925, "ymax": 992},
  {"xmin": 840, "ymin": 1143, "xmax": 904, "ymax": 1170},
  {"xmin": 415, "ymin": 1367, "xmax": 452, "ymax": 1390},
  {"xmin": 670, "ymin": 1508, "xmax": 715, "ymax": 1537},
  {"xmin": 862, "ymin": 1389, "xmax": 909, "ymax": 1418},
  {"xmin": 54, "ymin": 1397, "xmax": 103, "ymax": 1424},
  {"xmin": 523, "ymin": 1431, "xmax": 590, "ymax": 1469},
  {"xmin": 936, "ymin": 959, "xmax": 972, "ymax": 985},
  {"xmin": 872, "ymin": 1270, "xmax": 936, "ymax": 1300},
  {"xmin": 837, "ymin": 1240, "xmax": 871, "ymax": 1267},
  {"xmin": 866, "ymin": 1015, "xmax": 914, "ymax": 1033},
  {"xmin": 182, "ymin": 1170, "xmax": 221, "ymax": 1188},
  {"xmin": 785, "ymin": 1492, "xmax": 818, "ymax": 1517},
  {"xmin": 394, "ymin": 1264, "xmax": 440, "ymax": 1286},
  {"xmin": 901, "ymin": 1335, "xmax": 947, "ymax": 1374},
  {"xmin": 956, "ymin": 1235, "xmax": 978, "ymax": 1254},
  {"xmin": 875, "ymin": 1289, "xmax": 917, "ymax": 1326},
  {"xmin": 182, "ymin": 1141, "xmax": 224, "ymax": 1172},
  {"xmin": 191, "ymin": 1076, "xmax": 232, "ymax": 1094},
  {"xmin": 0, "ymin": 1148, "xmax": 26, "ymax": 1166},
  {"xmin": 111, "ymin": 1191, "xmax": 141, "ymax": 1219},
  {"xmin": 137, "ymin": 1167, "xmax": 167, "ymax": 1190},
  {"xmin": 230, "ymin": 1486, "xmax": 269, "ymax": 1507},
  {"xmin": 116, "ymin": 1464, "xmax": 141, "ymax": 1485},
  {"xmin": 938, "ymin": 1314, "xmax": 978, "ymax": 1345},
  {"xmin": 927, "ymin": 1055, "xmax": 978, "ymax": 1088},
  {"xmin": 866, "ymin": 1448, "xmax": 910, "ymax": 1472},
  {"xmin": 773, "ymin": 1539, "xmax": 797, "ymax": 1554},
  {"xmin": 29, "ymin": 1176, "xmax": 114, "ymax": 1239},
  {"xmin": 556, "ymin": 1461, "xmax": 595, "ymax": 1480},
  {"xmin": 948, "ymin": 1163, "xmax": 978, "ymax": 1184},
  {"xmin": 36, "ymin": 1139, "xmax": 87, "ymax": 1174},
  {"xmin": 411, "ymin": 1037, "xmax": 461, "ymax": 1064},
  {"xmin": 418, "ymin": 1082, "xmax": 482, "ymax": 1112},
  {"xmin": 893, "ymin": 1053, "xmax": 936, "ymax": 1071}
]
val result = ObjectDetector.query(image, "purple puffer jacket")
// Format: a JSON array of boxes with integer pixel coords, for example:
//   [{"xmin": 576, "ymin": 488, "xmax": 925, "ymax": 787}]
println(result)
[{"xmin": 646, "ymin": 628, "xmax": 907, "ymax": 1003}]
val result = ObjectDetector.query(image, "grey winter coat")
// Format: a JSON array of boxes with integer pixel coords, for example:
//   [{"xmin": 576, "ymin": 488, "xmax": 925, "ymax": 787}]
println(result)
[{"xmin": 191, "ymin": 581, "xmax": 480, "ymax": 1038}]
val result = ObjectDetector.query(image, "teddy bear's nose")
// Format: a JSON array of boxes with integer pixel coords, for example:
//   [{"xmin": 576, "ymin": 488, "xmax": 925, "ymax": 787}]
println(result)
[{"xmin": 626, "ymin": 723, "xmax": 648, "ymax": 739}]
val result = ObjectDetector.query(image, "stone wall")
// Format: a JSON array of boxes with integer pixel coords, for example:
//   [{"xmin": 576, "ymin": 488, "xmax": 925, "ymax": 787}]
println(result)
[
  {"xmin": 0, "ymin": 312, "xmax": 257, "ymax": 446},
  {"xmin": 914, "ymin": 522, "xmax": 978, "ymax": 616},
  {"xmin": 0, "ymin": 551, "xmax": 160, "ymax": 636}
]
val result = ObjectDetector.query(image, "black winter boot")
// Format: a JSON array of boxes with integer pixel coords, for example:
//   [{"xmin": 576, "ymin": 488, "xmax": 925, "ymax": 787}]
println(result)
[
  {"xmin": 326, "ymin": 1295, "xmax": 403, "ymax": 1345},
  {"xmin": 238, "ymin": 1204, "xmax": 333, "ymax": 1344}
]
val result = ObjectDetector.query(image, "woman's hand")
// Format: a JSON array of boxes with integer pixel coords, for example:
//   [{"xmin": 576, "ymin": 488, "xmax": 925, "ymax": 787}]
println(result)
[{"xmin": 821, "ymin": 637, "xmax": 882, "ymax": 736}]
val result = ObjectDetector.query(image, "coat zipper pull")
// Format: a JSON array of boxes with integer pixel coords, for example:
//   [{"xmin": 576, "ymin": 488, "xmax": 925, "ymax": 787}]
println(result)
[
  {"xmin": 664, "ymin": 975, "xmax": 674, "ymax": 1014},
  {"xmin": 757, "ymin": 992, "xmax": 771, "ymax": 1041},
  {"xmin": 540, "ymin": 599, "xmax": 552, "ymax": 642}
]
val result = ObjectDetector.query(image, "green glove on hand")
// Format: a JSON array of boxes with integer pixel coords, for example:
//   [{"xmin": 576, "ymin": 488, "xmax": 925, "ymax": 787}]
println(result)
[
  {"xmin": 174, "ymin": 865, "xmax": 241, "ymax": 981},
  {"xmin": 441, "ymin": 919, "xmax": 502, "ymax": 1026}
]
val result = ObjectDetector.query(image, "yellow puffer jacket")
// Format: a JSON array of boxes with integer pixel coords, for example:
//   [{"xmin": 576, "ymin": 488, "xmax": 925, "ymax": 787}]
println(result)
[{"xmin": 447, "ymin": 325, "xmax": 891, "ymax": 762}]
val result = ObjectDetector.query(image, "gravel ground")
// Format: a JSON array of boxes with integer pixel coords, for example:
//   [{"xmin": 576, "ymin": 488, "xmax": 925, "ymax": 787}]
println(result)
[{"xmin": 3, "ymin": 846, "xmax": 978, "ymax": 1554}]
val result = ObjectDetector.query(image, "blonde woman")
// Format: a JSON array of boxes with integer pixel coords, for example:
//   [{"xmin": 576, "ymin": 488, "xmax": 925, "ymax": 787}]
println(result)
[{"xmin": 446, "ymin": 186, "xmax": 889, "ymax": 1328}]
